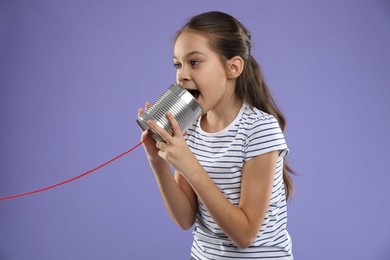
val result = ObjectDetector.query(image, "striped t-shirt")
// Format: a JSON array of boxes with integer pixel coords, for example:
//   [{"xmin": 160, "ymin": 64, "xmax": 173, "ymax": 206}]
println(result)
[{"xmin": 185, "ymin": 103, "xmax": 293, "ymax": 259}]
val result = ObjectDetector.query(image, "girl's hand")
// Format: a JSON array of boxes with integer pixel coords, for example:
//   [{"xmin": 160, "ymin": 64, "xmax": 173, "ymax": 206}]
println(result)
[
  {"xmin": 147, "ymin": 112, "xmax": 201, "ymax": 177},
  {"xmin": 138, "ymin": 102, "xmax": 163, "ymax": 163}
]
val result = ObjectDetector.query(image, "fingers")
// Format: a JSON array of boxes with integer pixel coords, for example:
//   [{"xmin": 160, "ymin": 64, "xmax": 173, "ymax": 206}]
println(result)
[
  {"xmin": 147, "ymin": 111, "xmax": 183, "ymax": 142},
  {"xmin": 138, "ymin": 101, "xmax": 151, "ymax": 117},
  {"xmin": 155, "ymin": 141, "xmax": 165, "ymax": 150},
  {"xmin": 147, "ymin": 119, "xmax": 172, "ymax": 142},
  {"xmin": 155, "ymin": 141, "xmax": 168, "ymax": 160},
  {"xmin": 137, "ymin": 107, "xmax": 143, "ymax": 117},
  {"xmin": 166, "ymin": 112, "xmax": 182, "ymax": 137},
  {"xmin": 138, "ymin": 102, "xmax": 152, "ymax": 141},
  {"xmin": 141, "ymin": 128, "xmax": 152, "ymax": 139}
]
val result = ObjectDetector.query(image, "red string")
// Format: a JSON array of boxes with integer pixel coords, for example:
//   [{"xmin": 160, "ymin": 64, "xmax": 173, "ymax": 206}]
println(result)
[{"xmin": 0, "ymin": 135, "xmax": 151, "ymax": 201}]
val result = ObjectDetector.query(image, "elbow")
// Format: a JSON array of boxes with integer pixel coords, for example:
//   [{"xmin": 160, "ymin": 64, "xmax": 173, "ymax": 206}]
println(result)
[
  {"xmin": 233, "ymin": 235, "xmax": 257, "ymax": 249},
  {"xmin": 235, "ymin": 240, "xmax": 253, "ymax": 249},
  {"xmin": 177, "ymin": 221, "xmax": 194, "ymax": 231},
  {"xmin": 173, "ymin": 217, "xmax": 195, "ymax": 231},
  {"xmin": 170, "ymin": 208, "xmax": 196, "ymax": 230},
  {"xmin": 232, "ymin": 221, "xmax": 263, "ymax": 248}
]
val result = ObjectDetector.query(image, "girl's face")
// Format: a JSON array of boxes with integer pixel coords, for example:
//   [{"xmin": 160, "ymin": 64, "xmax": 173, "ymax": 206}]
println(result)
[{"xmin": 173, "ymin": 31, "xmax": 237, "ymax": 114}]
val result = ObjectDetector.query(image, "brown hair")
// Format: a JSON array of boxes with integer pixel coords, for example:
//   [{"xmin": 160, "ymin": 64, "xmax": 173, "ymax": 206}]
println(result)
[{"xmin": 176, "ymin": 11, "xmax": 294, "ymax": 200}]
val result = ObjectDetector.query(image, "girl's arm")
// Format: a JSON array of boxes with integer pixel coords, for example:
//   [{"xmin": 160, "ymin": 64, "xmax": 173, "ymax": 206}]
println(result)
[
  {"xmin": 139, "ymin": 106, "xmax": 197, "ymax": 229},
  {"xmin": 185, "ymin": 151, "xmax": 277, "ymax": 248},
  {"xmin": 149, "ymin": 112, "xmax": 277, "ymax": 248},
  {"xmin": 151, "ymin": 161, "xmax": 197, "ymax": 230}
]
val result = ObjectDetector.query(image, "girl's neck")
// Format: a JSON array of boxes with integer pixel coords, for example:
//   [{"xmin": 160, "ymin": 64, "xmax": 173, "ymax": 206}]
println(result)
[{"xmin": 200, "ymin": 97, "xmax": 243, "ymax": 133}]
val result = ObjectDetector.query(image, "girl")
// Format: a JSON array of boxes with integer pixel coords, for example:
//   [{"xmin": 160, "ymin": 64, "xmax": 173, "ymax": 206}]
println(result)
[{"xmin": 138, "ymin": 11, "xmax": 294, "ymax": 259}]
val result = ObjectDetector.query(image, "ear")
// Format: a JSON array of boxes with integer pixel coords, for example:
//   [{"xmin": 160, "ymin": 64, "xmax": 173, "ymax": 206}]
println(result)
[{"xmin": 226, "ymin": 56, "xmax": 244, "ymax": 79}]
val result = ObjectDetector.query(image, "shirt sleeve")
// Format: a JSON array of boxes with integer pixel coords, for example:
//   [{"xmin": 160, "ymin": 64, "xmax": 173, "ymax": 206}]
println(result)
[{"xmin": 244, "ymin": 115, "xmax": 289, "ymax": 162}]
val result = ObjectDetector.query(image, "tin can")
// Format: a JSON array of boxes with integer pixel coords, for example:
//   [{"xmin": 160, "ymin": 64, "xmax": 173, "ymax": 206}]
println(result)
[{"xmin": 137, "ymin": 84, "xmax": 203, "ymax": 142}]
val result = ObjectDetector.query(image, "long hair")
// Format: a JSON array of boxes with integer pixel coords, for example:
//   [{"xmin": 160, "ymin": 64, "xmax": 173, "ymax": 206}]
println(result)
[{"xmin": 176, "ymin": 11, "xmax": 294, "ymax": 200}]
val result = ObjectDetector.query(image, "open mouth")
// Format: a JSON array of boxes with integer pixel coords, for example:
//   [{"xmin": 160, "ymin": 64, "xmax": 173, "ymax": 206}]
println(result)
[{"xmin": 187, "ymin": 89, "xmax": 200, "ymax": 100}]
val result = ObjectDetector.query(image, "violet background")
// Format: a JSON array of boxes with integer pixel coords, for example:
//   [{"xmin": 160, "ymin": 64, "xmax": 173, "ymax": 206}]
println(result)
[{"xmin": 1, "ymin": 0, "xmax": 389, "ymax": 259}]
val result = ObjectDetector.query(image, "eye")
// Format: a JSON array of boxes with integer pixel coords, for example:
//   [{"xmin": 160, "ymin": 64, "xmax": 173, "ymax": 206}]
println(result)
[
  {"xmin": 173, "ymin": 62, "xmax": 181, "ymax": 69},
  {"xmin": 191, "ymin": 60, "xmax": 201, "ymax": 66}
]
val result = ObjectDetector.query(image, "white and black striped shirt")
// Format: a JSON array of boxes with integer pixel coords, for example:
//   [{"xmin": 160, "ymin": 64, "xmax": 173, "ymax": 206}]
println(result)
[{"xmin": 185, "ymin": 103, "xmax": 293, "ymax": 259}]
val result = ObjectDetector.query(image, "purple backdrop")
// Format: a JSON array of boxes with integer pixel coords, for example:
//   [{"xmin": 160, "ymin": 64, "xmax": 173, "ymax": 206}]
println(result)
[{"xmin": 1, "ymin": 0, "xmax": 389, "ymax": 259}]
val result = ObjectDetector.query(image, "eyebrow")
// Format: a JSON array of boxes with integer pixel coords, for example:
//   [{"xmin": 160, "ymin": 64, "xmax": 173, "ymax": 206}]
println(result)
[{"xmin": 173, "ymin": 51, "xmax": 206, "ymax": 60}]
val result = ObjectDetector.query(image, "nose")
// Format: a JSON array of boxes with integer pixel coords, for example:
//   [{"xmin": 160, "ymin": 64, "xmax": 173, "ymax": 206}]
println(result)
[{"xmin": 176, "ymin": 66, "xmax": 191, "ymax": 86}]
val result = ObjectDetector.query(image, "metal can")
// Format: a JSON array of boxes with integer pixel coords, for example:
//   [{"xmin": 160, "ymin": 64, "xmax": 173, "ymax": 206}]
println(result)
[{"xmin": 137, "ymin": 84, "xmax": 203, "ymax": 142}]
